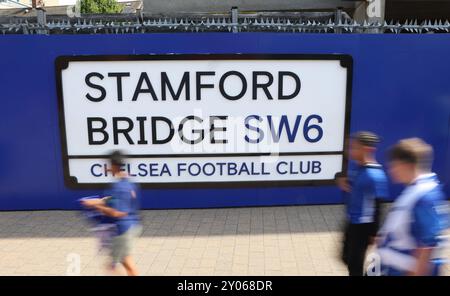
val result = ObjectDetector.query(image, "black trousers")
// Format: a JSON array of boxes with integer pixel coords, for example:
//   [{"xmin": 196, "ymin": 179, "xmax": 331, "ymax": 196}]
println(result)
[{"xmin": 341, "ymin": 222, "xmax": 376, "ymax": 276}]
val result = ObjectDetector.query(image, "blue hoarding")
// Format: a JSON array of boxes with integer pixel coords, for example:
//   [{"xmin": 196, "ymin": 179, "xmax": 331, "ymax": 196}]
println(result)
[{"xmin": 0, "ymin": 33, "xmax": 448, "ymax": 210}]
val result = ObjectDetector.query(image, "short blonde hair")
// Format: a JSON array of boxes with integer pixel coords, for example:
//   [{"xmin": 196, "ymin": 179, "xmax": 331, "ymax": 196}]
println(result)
[{"xmin": 388, "ymin": 138, "xmax": 433, "ymax": 172}]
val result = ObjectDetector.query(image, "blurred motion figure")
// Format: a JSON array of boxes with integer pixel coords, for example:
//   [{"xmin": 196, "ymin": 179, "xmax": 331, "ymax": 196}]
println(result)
[
  {"xmin": 336, "ymin": 131, "xmax": 389, "ymax": 276},
  {"xmin": 375, "ymin": 138, "xmax": 449, "ymax": 276},
  {"xmin": 81, "ymin": 150, "xmax": 141, "ymax": 276}
]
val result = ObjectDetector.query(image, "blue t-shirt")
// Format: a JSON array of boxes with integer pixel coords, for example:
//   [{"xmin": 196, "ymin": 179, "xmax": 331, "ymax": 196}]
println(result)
[
  {"xmin": 105, "ymin": 178, "xmax": 140, "ymax": 236},
  {"xmin": 411, "ymin": 183, "xmax": 448, "ymax": 248},
  {"xmin": 382, "ymin": 177, "xmax": 449, "ymax": 276},
  {"xmin": 346, "ymin": 163, "xmax": 389, "ymax": 224}
]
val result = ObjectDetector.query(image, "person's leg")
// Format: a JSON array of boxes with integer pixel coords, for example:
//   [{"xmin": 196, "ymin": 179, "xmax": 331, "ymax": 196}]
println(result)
[
  {"xmin": 110, "ymin": 233, "xmax": 127, "ymax": 275},
  {"xmin": 349, "ymin": 223, "xmax": 374, "ymax": 276},
  {"xmin": 122, "ymin": 255, "xmax": 139, "ymax": 276},
  {"xmin": 346, "ymin": 224, "xmax": 361, "ymax": 275},
  {"xmin": 341, "ymin": 222, "xmax": 350, "ymax": 266},
  {"xmin": 347, "ymin": 224, "xmax": 371, "ymax": 276},
  {"xmin": 120, "ymin": 226, "xmax": 140, "ymax": 276}
]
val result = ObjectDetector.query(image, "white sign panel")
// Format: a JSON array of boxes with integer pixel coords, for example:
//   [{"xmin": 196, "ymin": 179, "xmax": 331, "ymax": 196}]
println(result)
[{"xmin": 56, "ymin": 54, "xmax": 352, "ymax": 188}]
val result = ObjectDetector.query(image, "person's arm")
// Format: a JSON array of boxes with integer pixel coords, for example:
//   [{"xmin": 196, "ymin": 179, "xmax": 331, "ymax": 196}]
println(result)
[
  {"xmin": 81, "ymin": 198, "xmax": 104, "ymax": 208},
  {"xmin": 81, "ymin": 197, "xmax": 127, "ymax": 218},
  {"xmin": 372, "ymin": 195, "xmax": 388, "ymax": 238},
  {"xmin": 408, "ymin": 247, "xmax": 433, "ymax": 276},
  {"xmin": 370, "ymin": 175, "xmax": 390, "ymax": 241},
  {"xmin": 370, "ymin": 197, "xmax": 382, "ymax": 239},
  {"xmin": 335, "ymin": 172, "xmax": 351, "ymax": 192},
  {"xmin": 92, "ymin": 204, "xmax": 128, "ymax": 218}
]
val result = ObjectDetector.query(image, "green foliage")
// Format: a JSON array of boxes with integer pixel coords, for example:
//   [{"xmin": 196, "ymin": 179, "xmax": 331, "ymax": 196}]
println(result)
[{"xmin": 80, "ymin": 0, "xmax": 124, "ymax": 14}]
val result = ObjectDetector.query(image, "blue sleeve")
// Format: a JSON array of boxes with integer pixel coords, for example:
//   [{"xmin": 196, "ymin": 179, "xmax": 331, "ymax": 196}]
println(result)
[
  {"xmin": 411, "ymin": 196, "xmax": 441, "ymax": 247},
  {"xmin": 374, "ymin": 174, "xmax": 389, "ymax": 200},
  {"xmin": 367, "ymin": 170, "xmax": 389, "ymax": 200}
]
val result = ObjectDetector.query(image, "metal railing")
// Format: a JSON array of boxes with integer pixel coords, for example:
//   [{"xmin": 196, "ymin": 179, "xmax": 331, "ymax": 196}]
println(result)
[{"xmin": 1, "ymin": 8, "xmax": 449, "ymax": 34}]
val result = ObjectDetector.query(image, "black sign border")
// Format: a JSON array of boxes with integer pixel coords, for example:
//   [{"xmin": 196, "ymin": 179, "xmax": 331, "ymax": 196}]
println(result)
[{"xmin": 55, "ymin": 54, "xmax": 353, "ymax": 189}]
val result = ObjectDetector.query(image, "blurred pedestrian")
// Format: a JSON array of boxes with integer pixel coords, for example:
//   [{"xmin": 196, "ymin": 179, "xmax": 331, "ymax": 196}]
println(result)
[
  {"xmin": 375, "ymin": 138, "xmax": 449, "ymax": 276},
  {"xmin": 81, "ymin": 150, "xmax": 142, "ymax": 276},
  {"xmin": 336, "ymin": 131, "xmax": 389, "ymax": 276}
]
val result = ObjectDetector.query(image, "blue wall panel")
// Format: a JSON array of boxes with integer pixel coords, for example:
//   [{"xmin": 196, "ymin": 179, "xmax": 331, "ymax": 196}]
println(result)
[{"xmin": 0, "ymin": 34, "xmax": 448, "ymax": 210}]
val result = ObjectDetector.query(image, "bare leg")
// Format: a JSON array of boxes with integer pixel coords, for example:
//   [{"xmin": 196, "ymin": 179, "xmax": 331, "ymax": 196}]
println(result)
[{"xmin": 122, "ymin": 256, "xmax": 138, "ymax": 276}]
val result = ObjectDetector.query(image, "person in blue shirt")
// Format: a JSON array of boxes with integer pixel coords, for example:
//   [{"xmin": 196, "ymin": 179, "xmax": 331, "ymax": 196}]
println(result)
[
  {"xmin": 336, "ymin": 131, "xmax": 389, "ymax": 276},
  {"xmin": 375, "ymin": 138, "xmax": 449, "ymax": 276},
  {"xmin": 82, "ymin": 150, "xmax": 141, "ymax": 276}
]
